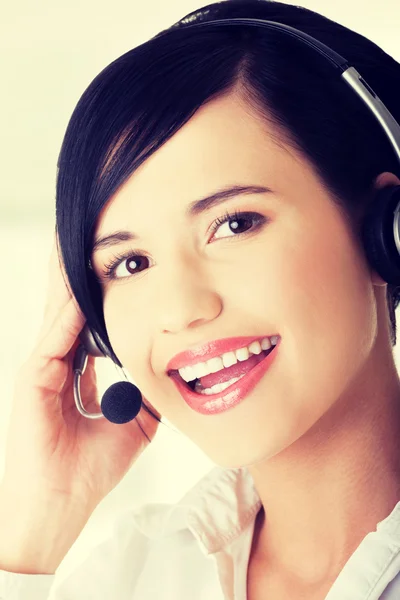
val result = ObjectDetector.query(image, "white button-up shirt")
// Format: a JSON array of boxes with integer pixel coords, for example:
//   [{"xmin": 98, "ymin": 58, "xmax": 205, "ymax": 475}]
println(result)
[{"xmin": 2, "ymin": 465, "xmax": 400, "ymax": 599}]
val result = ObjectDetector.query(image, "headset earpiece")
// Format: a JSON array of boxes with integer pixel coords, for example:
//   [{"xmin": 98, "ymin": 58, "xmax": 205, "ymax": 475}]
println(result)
[
  {"xmin": 79, "ymin": 324, "xmax": 114, "ymax": 360},
  {"xmin": 362, "ymin": 185, "xmax": 400, "ymax": 285}
]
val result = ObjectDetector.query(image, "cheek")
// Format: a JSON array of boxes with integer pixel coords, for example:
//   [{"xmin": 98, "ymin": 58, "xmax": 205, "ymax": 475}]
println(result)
[
  {"xmin": 295, "ymin": 222, "xmax": 375, "ymax": 342},
  {"xmin": 103, "ymin": 290, "xmax": 148, "ymax": 368},
  {"xmin": 274, "ymin": 215, "xmax": 377, "ymax": 393},
  {"xmin": 236, "ymin": 210, "xmax": 376, "ymax": 387}
]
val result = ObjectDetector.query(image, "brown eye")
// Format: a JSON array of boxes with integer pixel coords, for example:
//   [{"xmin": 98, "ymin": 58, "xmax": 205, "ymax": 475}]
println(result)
[
  {"xmin": 103, "ymin": 253, "xmax": 151, "ymax": 280},
  {"xmin": 115, "ymin": 255, "xmax": 150, "ymax": 278},
  {"xmin": 210, "ymin": 211, "xmax": 266, "ymax": 241},
  {"xmin": 125, "ymin": 256, "xmax": 148, "ymax": 274}
]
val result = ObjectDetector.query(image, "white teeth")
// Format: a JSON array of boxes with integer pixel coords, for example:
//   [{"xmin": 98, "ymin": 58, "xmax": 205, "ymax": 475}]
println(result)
[
  {"xmin": 177, "ymin": 335, "xmax": 279, "ymax": 383},
  {"xmin": 235, "ymin": 346, "xmax": 250, "ymax": 361},
  {"xmin": 221, "ymin": 351, "xmax": 237, "ymax": 368},
  {"xmin": 192, "ymin": 362, "xmax": 209, "ymax": 378},
  {"xmin": 181, "ymin": 365, "xmax": 197, "ymax": 382},
  {"xmin": 261, "ymin": 337, "xmax": 271, "ymax": 350},
  {"xmin": 194, "ymin": 375, "xmax": 244, "ymax": 395},
  {"xmin": 206, "ymin": 356, "xmax": 224, "ymax": 373},
  {"xmin": 248, "ymin": 340, "xmax": 262, "ymax": 355}
]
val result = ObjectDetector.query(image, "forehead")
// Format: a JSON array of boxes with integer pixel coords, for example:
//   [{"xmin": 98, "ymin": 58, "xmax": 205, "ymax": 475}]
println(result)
[{"xmin": 93, "ymin": 93, "xmax": 305, "ymax": 233}]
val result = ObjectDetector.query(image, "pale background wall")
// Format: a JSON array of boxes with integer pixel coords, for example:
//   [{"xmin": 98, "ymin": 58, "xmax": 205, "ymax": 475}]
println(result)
[{"xmin": 1, "ymin": 0, "xmax": 399, "ymax": 582}]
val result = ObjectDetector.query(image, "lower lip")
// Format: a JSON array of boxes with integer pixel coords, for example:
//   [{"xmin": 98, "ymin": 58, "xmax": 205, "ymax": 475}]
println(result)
[{"xmin": 171, "ymin": 339, "xmax": 281, "ymax": 415}]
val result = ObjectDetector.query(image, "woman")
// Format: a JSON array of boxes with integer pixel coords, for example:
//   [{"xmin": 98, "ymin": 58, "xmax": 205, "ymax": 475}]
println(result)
[{"xmin": 1, "ymin": 0, "xmax": 400, "ymax": 598}]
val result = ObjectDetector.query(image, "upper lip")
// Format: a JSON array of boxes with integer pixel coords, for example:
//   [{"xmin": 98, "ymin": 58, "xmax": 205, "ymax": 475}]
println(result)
[{"xmin": 166, "ymin": 335, "xmax": 278, "ymax": 373}]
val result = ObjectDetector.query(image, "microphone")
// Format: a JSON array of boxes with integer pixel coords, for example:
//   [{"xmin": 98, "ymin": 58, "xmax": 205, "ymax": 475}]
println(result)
[
  {"xmin": 73, "ymin": 344, "xmax": 142, "ymax": 424},
  {"xmin": 101, "ymin": 381, "xmax": 142, "ymax": 424}
]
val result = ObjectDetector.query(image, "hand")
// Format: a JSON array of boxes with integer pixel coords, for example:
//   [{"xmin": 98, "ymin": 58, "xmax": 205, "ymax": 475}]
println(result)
[{"xmin": 2, "ymin": 232, "xmax": 161, "ymax": 513}]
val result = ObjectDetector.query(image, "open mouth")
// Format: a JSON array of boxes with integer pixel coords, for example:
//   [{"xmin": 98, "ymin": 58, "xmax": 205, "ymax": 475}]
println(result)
[{"xmin": 173, "ymin": 346, "xmax": 275, "ymax": 395}]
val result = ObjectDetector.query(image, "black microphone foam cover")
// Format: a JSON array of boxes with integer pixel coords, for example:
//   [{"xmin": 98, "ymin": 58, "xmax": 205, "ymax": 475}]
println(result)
[{"xmin": 100, "ymin": 381, "xmax": 142, "ymax": 424}]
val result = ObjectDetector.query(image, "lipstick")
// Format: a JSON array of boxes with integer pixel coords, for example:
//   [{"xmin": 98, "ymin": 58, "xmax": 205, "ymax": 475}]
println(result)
[
  {"xmin": 170, "ymin": 338, "xmax": 281, "ymax": 415},
  {"xmin": 166, "ymin": 335, "xmax": 278, "ymax": 371}
]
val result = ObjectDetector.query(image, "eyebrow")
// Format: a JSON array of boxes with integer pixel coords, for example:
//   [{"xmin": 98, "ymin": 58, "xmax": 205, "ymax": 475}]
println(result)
[{"xmin": 91, "ymin": 184, "xmax": 272, "ymax": 254}]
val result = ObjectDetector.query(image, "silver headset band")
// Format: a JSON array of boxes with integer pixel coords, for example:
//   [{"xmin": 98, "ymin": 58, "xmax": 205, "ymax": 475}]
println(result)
[
  {"xmin": 73, "ymin": 344, "xmax": 104, "ymax": 418},
  {"xmin": 73, "ymin": 371, "xmax": 103, "ymax": 418},
  {"xmin": 182, "ymin": 18, "xmax": 400, "ymax": 253}
]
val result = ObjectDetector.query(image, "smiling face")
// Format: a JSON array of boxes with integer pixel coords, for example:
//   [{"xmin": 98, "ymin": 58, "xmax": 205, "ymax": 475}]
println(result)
[{"xmin": 90, "ymin": 91, "xmax": 387, "ymax": 468}]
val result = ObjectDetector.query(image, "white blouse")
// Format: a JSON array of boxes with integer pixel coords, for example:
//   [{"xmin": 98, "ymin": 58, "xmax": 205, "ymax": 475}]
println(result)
[{"xmin": 1, "ymin": 465, "xmax": 400, "ymax": 599}]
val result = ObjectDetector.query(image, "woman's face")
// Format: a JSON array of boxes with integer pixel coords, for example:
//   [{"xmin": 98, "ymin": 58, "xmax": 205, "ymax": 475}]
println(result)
[{"xmin": 91, "ymin": 92, "xmax": 388, "ymax": 468}]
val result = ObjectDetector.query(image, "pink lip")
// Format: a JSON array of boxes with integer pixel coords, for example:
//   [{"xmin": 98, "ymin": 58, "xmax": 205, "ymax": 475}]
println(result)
[
  {"xmin": 166, "ymin": 335, "xmax": 279, "ymax": 372},
  {"xmin": 170, "ymin": 338, "xmax": 280, "ymax": 415}
]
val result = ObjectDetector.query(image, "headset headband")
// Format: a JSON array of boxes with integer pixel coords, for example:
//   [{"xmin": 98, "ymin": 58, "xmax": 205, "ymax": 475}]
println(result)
[{"xmin": 185, "ymin": 18, "xmax": 400, "ymax": 165}]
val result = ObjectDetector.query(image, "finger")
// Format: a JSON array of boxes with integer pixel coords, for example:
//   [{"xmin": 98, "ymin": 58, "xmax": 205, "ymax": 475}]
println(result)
[{"xmin": 39, "ymin": 232, "xmax": 82, "ymax": 341}]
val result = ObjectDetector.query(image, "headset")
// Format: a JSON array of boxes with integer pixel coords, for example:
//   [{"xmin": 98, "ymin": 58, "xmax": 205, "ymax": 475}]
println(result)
[{"xmin": 72, "ymin": 17, "xmax": 400, "ymax": 424}]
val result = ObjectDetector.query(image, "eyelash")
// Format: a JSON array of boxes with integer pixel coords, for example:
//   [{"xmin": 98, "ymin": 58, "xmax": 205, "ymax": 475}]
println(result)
[{"xmin": 99, "ymin": 210, "xmax": 266, "ymax": 281}]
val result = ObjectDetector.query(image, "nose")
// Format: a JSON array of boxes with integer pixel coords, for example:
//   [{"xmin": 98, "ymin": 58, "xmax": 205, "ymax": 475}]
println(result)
[{"xmin": 157, "ymin": 255, "xmax": 222, "ymax": 334}]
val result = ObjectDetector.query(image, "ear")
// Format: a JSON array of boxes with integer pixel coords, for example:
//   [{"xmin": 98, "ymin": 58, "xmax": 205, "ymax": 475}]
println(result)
[
  {"xmin": 370, "ymin": 172, "xmax": 400, "ymax": 286},
  {"xmin": 374, "ymin": 171, "xmax": 400, "ymax": 189}
]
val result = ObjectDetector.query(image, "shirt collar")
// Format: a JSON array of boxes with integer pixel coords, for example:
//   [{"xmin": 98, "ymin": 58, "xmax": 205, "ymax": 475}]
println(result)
[{"xmin": 129, "ymin": 466, "xmax": 261, "ymax": 555}]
